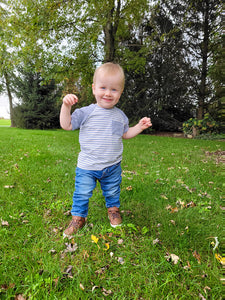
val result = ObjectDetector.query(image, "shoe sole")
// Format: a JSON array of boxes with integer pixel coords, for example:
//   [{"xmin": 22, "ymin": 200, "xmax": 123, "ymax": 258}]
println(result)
[{"xmin": 110, "ymin": 223, "xmax": 122, "ymax": 228}]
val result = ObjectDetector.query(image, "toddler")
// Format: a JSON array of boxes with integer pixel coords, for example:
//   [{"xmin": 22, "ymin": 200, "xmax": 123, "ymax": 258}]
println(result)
[{"xmin": 60, "ymin": 62, "xmax": 152, "ymax": 236}]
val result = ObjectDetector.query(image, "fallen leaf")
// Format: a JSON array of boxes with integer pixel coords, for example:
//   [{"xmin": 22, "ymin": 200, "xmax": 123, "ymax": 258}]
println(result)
[
  {"xmin": 161, "ymin": 194, "xmax": 168, "ymax": 200},
  {"xmin": 117, "ymin": 257, "xmax": 125, "ymax": 264},
  {"xmin": 183, "ymin": 261, "xmax": 191, "ymax": 270},
  {"xmin": 118, "ymin": 239, "xmax": 124, "ymax": 244},
  {"xmin": 102, "ymin": 288, "xmax": 112, "ymax": 296},
  {"xmin": 170, "ymin": 220, "xmax": 176, "ymax": 225},
  {"xmin": 204, "ymin": 286, "xmax": 211, "ymax": 293},
  {"xmin": 4, "ymin": 185, "xmax": 14, "ymax": 189},
  {"xmin": 166, "ymin": 205, "xmax": 172, "ymax": 210},
  {"xmin": 199, "ymin": 293, "xmax": 206, "ymax": 300},
  {"xmin": 91, "ymin": 235, "xmax": 99, "ymax": 244},
  {"xmin": 64, "ymin": 242, "xmax": 78, "ymax": 253},
  {"xmin": 193, "ymin": 250, "xmax": 201, "ymax": 264},
  {"xmin": 171, "ymin": 207, "xmax": 179, "ymax": 213},
  {"xmin": 215, "ymin": 253, "xmax": 225, "ymax": 265},
  {"xmin": 126, "ymin": 185, "xmax": 133, "ymax": 191},
  {"xmin": 92, "ymin": 285, "xmax": 99, "ymax": 292},
  {"xmin": 79, "ymin": 283, "xmax": 85, "ymax": 290},
  {"xmin": 82, "ymin": 250, "xmax": 89, "ymax": 259},
  {"xmin": 95, "ymin": 265, "xmax": 109, "ymax": 274},
  {"xmin": 153, "ymin": 238, "xmax": 160, "ymax": 245},
  {"xmin": 1, "ymin": 220, "xmax": 9, "ymax": 226},
  {"xmin": 176, "ymin": 179, "xmax": 184, "ymax": 184},
  {"xmin": 165, "ymin": 253, "xmax": 180, "ymax": 264},
  {"xmin": 48, "ymin": 249, "xmax": 56, "ymax": 254},
  {"xmin": 63, "ymin": 265, "xmax": 73, "ymax": 278},
  {"xmin": 176, "ymin": 200, "xmax": 185, "ymax": 207},
  {"xmin": 185, "ymin": 201, "xmax": 196, "ymax": 208},
  {"xmin": 104, "ymin": 243, "xmax": 110, "ymax": 251}
]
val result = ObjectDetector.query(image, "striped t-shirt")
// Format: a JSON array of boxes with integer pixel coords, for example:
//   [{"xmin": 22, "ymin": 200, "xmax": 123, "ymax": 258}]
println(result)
[{"xmin": 71, "ymin": 104, "xmax": 129, "ymax": 170}]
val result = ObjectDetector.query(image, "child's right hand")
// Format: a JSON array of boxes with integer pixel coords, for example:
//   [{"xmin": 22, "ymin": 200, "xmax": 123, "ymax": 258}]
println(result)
[{"xmin": 62, "ymin": 94, "xmax": 78, "ymax": 106}]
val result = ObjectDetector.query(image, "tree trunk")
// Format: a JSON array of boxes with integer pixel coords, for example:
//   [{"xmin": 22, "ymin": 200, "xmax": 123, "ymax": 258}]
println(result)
[
  {"xmin": 4, "ymin": 71, "xmax": 15, "ymax": 127},
  {"xmin": 197, "ymin": 0, "xmax": 209, "ymax": 120},
  {"xmin": 103, "ymin": 0, "xmax": 121, "ymax": 62}
]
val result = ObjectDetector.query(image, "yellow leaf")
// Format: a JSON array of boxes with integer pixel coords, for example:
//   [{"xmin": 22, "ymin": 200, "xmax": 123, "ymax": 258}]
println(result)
[
  {"xmin": 91, "ymin": 235, "xmax": 99, "ymax": 244},
  {"xmin": 104, "ymin": 243, "xmax": 110, "ymax": 251},
  {"xmin": 215, "ymin": 254, "xmax": 225, "ymax": 265}
]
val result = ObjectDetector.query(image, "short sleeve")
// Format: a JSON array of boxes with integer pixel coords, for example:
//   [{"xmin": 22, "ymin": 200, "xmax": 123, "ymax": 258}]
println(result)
[{"xmin": 71, "ymin": 104, "xmax": 96, "ymax": 130}]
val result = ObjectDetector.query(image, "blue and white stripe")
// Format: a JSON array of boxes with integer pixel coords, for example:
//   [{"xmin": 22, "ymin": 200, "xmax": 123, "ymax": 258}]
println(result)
[{"xmin": 71, "ymin": 104, "xmax": 129, "ymax": 170}]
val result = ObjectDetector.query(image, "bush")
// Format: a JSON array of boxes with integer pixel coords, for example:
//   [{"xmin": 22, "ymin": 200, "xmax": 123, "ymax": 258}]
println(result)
[{"xmin": 182, "ymin": 113, "xmax": 220, "ymax": 136}]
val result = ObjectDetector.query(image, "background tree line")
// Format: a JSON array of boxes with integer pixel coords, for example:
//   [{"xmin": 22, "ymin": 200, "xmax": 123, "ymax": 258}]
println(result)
[{"xmin": 0, "ymin": 0, "xmax": 224, "ymax": 132}]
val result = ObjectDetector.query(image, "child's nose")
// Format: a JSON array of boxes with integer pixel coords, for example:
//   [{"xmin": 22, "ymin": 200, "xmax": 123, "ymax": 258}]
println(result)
[{"xmin": 105, "ymin": 89, "xmax": 112, "ymax": 96}]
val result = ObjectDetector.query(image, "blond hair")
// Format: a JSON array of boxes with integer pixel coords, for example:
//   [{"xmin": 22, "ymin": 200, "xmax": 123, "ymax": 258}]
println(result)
[{"xmin": 93, "ymin": 62, "xmax": 125, "ymax": 90}]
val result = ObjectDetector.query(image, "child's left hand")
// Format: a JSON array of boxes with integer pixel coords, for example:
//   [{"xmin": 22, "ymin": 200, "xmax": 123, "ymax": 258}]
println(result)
[{"xmin": 139, "ymin": 117, "xmax": 152, "ymax": 130}]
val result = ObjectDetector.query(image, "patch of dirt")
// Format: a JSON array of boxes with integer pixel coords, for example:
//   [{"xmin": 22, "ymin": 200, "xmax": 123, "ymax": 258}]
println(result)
[
  {"xmin": 152, "ymin": 132, "xmax": 185, "ymax": 138},
  {"xmin": 205, "ymin": 150, "xmax": 225, "ymax": 164}
]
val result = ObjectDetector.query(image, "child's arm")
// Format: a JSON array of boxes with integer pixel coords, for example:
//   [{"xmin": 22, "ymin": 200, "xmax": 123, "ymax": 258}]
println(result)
[
  {"xmin": 123, "ymin": 117, "xmax": 152, "ymax": 139},
  {"xmin": 60, "ymin": 94, "xmax": 78, "ymax": 131}
]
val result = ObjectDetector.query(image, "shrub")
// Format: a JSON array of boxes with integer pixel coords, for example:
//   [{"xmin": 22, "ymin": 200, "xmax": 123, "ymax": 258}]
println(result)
[{"xmin": 182, "ymin": 113, "xmax": 220, "ymax": 136}]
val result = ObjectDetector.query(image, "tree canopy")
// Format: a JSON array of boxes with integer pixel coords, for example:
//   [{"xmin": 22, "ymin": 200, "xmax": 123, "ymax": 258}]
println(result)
[{"xmin": 0, "ymin": 0, "xmax": 223, "ymax": 131}]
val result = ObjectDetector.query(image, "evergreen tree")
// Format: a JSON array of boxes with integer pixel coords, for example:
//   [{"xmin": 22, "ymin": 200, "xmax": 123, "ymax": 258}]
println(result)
[{"xmin": 12, "ymin": 67, "xmax": 62, "ymax": 129}]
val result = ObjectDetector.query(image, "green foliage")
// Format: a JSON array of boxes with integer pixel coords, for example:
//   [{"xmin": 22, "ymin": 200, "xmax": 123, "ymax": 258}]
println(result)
[
  {"xmin": 12, "ymin": 69, "xmax": 62, "ymax": 129},
  {"xmin": 0, "ymin": 0, "xmax": 223, "ymax": 132},
  {"xmin": 183, "ymin": 113, "xmax": 220, "ymax": 135}
]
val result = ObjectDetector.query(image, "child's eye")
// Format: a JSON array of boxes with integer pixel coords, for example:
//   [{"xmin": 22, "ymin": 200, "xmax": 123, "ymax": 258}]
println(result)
[
  {"xmin": 101, "ymin": 87, "xmax": 106, "ymax": 90},
  {"xmin": 112, "ymin": 89, "xmax": 117, "ymax": 92}
]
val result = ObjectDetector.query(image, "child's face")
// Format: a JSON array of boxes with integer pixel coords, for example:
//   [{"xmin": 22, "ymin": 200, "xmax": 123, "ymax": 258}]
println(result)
[{"xmin": 92, "ymin": 70, "xmax": 123, "ymax": 109}]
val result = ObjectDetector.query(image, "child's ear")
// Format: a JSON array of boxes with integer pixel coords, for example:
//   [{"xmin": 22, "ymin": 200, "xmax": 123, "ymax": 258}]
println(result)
[{"xmin": 92, "ymin": 83, "xmax": 95, "ymax": 94}]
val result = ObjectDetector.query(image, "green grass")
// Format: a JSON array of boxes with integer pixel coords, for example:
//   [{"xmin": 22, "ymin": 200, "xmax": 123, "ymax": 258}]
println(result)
[
  {"xmin": 0, "ymin": 127, "xmax": 224, "ymax": 299},
  {"xmin": 0, "ymin": 119, "xmax": 11, "ymax": 126}
]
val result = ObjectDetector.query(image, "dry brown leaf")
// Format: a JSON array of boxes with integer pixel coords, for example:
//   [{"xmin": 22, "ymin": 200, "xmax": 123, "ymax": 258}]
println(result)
[
  {"xmin": 95, "ymin": 265, "xmax": 109, "ymax": 275},
  {"xmin": 185, "ymin": 201, "xmax": 196, "ymax": 208},
  {"xmin": 171, "ymin": 207, "xmax": 179, "ymax": 213},
  {"xmin": 183, "ymin": 261, "xmax": 191, "ymax": 270},
  {"xmin": 126, "ymin": 185, "xmax": 133, "ymax": 191},
  {"xmin": 193, "ymin": 250, "xmax": 201, "ymax": 264}
]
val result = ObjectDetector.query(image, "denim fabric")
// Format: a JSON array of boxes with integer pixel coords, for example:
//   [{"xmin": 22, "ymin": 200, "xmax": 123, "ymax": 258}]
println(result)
[{"xmin": 71, "ymin": 162, "xmax": 122, "ymax": 217}]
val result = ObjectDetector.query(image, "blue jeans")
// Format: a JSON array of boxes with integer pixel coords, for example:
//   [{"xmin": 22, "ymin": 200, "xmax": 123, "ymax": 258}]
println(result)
[{"xmin": 71, "ymin": 162, "xmax": 122, "ymax": 218}]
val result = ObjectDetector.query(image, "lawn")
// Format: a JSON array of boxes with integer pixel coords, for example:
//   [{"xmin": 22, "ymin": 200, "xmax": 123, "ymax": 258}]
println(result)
[
  {"xmin": 0, "ymin": 127, "xmax": 224, "ymax": 299},
  {"xmin": 0, "ymin": 119, "xmax": 11, "ymax": 127}
]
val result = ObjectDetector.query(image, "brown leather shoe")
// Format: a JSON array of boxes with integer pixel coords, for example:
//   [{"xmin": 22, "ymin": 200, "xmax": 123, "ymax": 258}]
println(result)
[
  {"xmin": 63, "ymin": 216, "xmax": 85, "ymax": 237},
  {"xmin": 108, "ymin": 207, "xmax": 122, "ymax": 228}
]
